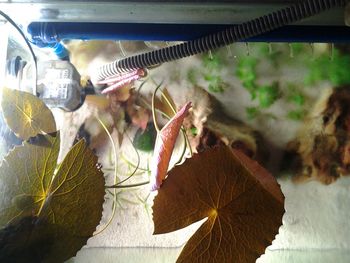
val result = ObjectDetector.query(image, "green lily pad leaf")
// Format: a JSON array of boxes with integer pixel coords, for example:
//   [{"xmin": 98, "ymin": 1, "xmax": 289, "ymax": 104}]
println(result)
[
  {"xmin": 0, "ymin": 216, "xmax": 55, "ymax": 263},
  {"xmin": 0, "ymin": 133, "xmax": 105, "ymax": 262},
  {"xmin": 1, "ymin": 88, "xmax": 56, "ymax": 140}
]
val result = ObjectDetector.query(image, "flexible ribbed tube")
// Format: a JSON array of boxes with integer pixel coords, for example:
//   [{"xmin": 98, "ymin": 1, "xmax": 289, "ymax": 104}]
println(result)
[{"xmin": 96, "ymin": 0, "xmax": 346, "ymax": 81}]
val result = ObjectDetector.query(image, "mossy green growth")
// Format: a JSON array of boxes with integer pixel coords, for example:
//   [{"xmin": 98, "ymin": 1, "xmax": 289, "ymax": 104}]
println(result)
[
  {"xmin": 256, "ymin": 83, "xmax": 280, "ymax": 108},
  {"xmin": 290, "ymin": 43, "xmax": 304, "ymax": 56},
  {"xmin": 203, "ymin": 53, "xmax": 222, "ymax": 70},
  {"xmin": 286, "ymin": 85, "xmax": 305, "ymax": 107},
  {"xmin": 329, "ymin": 52, "xmax": 350, "ymax": 86},
  {"xmin": 187, "ymin": 68, "xmax": 197, "ymax": 85},
  {"xmin": 288, "ymin": 93, "xmax": 305, "ymax": 106},
  {"xmin": 246, "ymin": 107, "xmax": 260, "ymax": 120},
  {"xmin": 204, "ymin": 75, "xmax": 227, "ymax": 93},
  {"xmin": 201, "ymin": 52, "xmax": 228, "ymax": 93},
  {"xmin": 305, "ymin": 49, "xmax": 350, "ymax": 86},
  {"xmin": 236, "ymin": 57, "xmax": 258, "ymax": 94},
  {"xmin": 287, "ymin": 109, "xmax": 305, "ymax": 121}
]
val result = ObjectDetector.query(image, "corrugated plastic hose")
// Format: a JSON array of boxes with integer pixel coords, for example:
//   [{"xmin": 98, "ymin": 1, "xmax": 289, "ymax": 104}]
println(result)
[{"xmin": 96, "ymin": 0, "xmax": 346, "ymax": 81}]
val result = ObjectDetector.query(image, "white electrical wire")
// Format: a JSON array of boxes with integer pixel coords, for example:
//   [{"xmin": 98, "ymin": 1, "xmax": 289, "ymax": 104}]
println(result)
[{"xmin": 0, "ymin": 10, "xmax": 37, "ymax": 95}]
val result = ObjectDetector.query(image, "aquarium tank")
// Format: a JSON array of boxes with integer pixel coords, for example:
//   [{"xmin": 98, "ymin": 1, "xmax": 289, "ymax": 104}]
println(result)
[{"xmin": 1, "ymin": 0, "xmax": 350, "ymax": 262}]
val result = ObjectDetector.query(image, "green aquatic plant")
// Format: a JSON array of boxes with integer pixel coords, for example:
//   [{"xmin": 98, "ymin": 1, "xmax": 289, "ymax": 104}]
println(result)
[
  {"xmin": 287, "ymin": 92, "xmax": 305, "ymax": 107},
  {"xmin": 256, "ymin": 83, "xmax": 280, "ymax": 108},
  {"xmin": 305, "ymin": 48, "xmax": 350, "ymax": 86},
  {"xmin": 287, "ymin": 109, "xmax": 306, "ymax": 121},
  {"xmin": 202, "ymin": 52, "xmax": 222, "ymax": 70},
  {"xmin": 259, "ymin": 44, "xmax": 279, "ymax": 66},
  {"xmin": 234, "ymin": 43, "xmax": 319, "ymax": 121},
  {"xmin": 285, "ymin": 84, "xmax": 307, "ymax": 121},
  {"xmin": 201, "ymin": 52, "xmax": 228, "ymax": 93},
  {"xmin": 246, "ymin": 106, "xmax": 260, "ymax": 120},
  {"xmin": 235, "ymin": 54, "xmax": 280, "ymax": 119},
  {"xmin": 186, "ymin": 68, "xmax": 198, "ymax": 85},
  {"xmin": 236, "ymin": 56, "xmax": 258, "ymax": 97},
  {"xmin": 328, "ymin": 50, "xmax": 350, "ymax": 86},
  {"xmin": 289, "ymin": 43, "xmax": 304, "ymax": 57},
  {"xmin": 205, "ymin": 75, "xmax": 228, "ymax": 93},
  {"xmin": 236, "ymin": 54, "xmax": 280, "ymax": 108}
]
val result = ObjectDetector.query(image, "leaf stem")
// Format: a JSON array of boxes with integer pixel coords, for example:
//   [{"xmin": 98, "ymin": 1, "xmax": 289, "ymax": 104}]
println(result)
[
  {"xmin": 93, "ymin": 116, "xmax": 118, "ymax": 236},
  {"xmin": 160, "ymin": 90, "xmax": 177, "ymax": 115},
  {"xmin": 106, "ymin": 181, "xmax": 150, "ymax": 189},
  {"xmin": 151, "ymin": 82, "xmax": 164, "ymax": 133},
  {"xmin": 175, "ymin": 131, "xmax": 188, "ymax": 165},
  {"xmin": 184, "ymin": 129, "xmax": 193, "ymax": 157},
  {"xmin": 114, "ymin": 132, "xmax": 140, "ymax": 186},
  {"xmin": 120, "ymin": 153, "xmax": 150, "ymax": 172}
]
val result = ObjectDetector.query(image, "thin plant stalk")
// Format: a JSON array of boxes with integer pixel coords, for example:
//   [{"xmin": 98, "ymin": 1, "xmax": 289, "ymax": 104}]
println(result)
[
  {"xmin": 107, "ymin": 181, "xmax": 150, "ymax": 189},
  {"xmin": 94, "ymin": 116, "xmax": 118, "ymax": 236},
  {"xmin": 106, "ymin": 132, "xmax": 141, "ymax": 188},
  {"xmin": 121, "ymin": 153, "xmax": 150, "ymax": 172},
  {"xmin": 151, "ymin": 83, "xmax": 163, "ymax": 133}
]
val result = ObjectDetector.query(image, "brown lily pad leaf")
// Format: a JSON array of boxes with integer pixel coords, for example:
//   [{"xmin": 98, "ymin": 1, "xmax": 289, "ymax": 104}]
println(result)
[
  {"xmin": 153, "ymin": 146, "xmax": 284, "ymax": 263},
  {"xmin": 150, "ymin": 102, "xmax": 192, "ymax": 191},
  {"xmin": 1, "ymin": 88, "xmax": 56, "ymax": 140}
]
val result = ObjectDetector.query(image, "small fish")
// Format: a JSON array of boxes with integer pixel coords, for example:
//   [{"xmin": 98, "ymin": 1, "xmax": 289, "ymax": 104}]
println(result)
[{"xmin": 150, "ymin": 102, "xmax": 192, "ymax": 191}]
